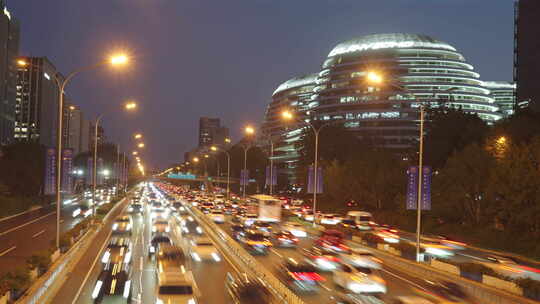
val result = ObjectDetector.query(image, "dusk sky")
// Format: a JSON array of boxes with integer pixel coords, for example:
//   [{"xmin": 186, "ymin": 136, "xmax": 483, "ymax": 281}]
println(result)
[{"xmin": 10, "ymin": 0, "xmax": 515, "ymax": 169}]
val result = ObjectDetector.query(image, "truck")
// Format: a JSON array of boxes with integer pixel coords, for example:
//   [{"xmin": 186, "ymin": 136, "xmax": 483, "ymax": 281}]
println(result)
[
  {"xmin": 249, "ymin": 194, "xmax": 282, "ymax": 223},
  {"xmin": 346, "ymin": 211, "xmax": 375, "ymax": 231}
]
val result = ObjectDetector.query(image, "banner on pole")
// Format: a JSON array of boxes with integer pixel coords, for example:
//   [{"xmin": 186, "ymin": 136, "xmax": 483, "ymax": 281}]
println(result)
[
  {"xmin": 44, "ymin": 148, "xmax": 56, "ymax": 195},
  {"xmin": 307, "ymin": 166, "xmax": 323, "ymax": 194},
  {"xmin": 406, "ymin": 166, "xmax": 431, "ymax": 210},
  {"xmin": 240, "ymin": 169, "xmax": 249, "ymax": 186},
  {"xmin": 61, "ymin": 149, "xmax": 73, "ymax": 194},
  {"xmin": 86, "ymin": 157, "xmax": 93, "ymax": 186},
  {"xmin": 265, "ymin": 166, "xmax": 277, "ymax": 186},
  {"xmin": 97, "ymin": 158, "xmax": 104, "ymax": 185}
]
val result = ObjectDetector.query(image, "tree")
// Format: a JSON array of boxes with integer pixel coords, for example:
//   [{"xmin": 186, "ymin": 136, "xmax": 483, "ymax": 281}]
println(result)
[
  {"xmin": 424, "ymin": 107, "xmax": 489, "ymax": 170},
  {"xmin": 434, "ymin": 143, "xmax": 495, "ymax": 226},
  {"xmin": 0, "ymin": 142, "xmax": 45, "ymax": 197}
]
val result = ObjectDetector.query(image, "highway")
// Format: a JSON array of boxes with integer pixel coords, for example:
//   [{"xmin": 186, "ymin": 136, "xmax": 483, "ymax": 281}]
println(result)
[{"xmin": 0, "ymin": 199, "xmax": 84, "ymax": 275}]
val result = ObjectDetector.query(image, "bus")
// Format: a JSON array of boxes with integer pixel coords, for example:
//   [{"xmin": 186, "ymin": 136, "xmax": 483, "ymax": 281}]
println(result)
[{"xmin": 250, "ymin": 195, "xmax": 281, "ymax": 222}]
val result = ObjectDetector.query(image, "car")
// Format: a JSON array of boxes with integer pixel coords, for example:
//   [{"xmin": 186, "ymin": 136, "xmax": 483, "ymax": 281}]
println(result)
[
  {"xmin": 127, "ymin": 203, "xmax": 143, "ymax": 214},
  {"xmin": 112, "ymin": 215, "xmax": 132, "ymax": 235},
  {"xmin": 339, "ymin": 249, "xmax": 382, "ymax": 270},
  {"xmin": 200, "ymin": 202, "xmax": 214, "ymax": 214},
  {"xmin": 101, "ymin": 237, "xmax": 132, "ymax": 267},
  {"xmin": 314, "ymin": 230, "xmax": 350, "ymax": 253},
  {"xmin": 225, "ymin": 272, "xmax": 273, "ymax": 304},
  {"xmin": 303, "ymin": 210, "xmax": 315, "ymax": 222},
  {"xmin": 209, "ymin": 210, "xmax": 225, "ymax": 223},
  {"xmin": 152, "ymin": 218, "xmax": 170, "ymax": 234},
  {"xmin": 180, "ymin": 216, "xmax": 203, "ymax": 235},
  {"xmin": 304, "ymin": 247, "xmax": 342, "ymax": 271},
  {"xmin": 231, "ymin": 224, "xmax": 245, "ymax": 241},
  {"xmin": 189, "ymin": 237, "xmax": 221, "ymax": 262},
  {"xmin": 423, "ymin": 234, "xmax": 467, "ymax": 250},
  {"xmin": 332, "ymin": 263, "xmax": 386, "ymax": 295},
  {"xmin": 319, "ymin": 213, "xmax": 343, "ymax": 225},
  {"xmin": 239, "ymin": 230, "xmax": 272, "ymax": 255},
  {"xmin": 156, "ymin": 244, "xmax": 187, "ymax": 274},
  {"xmin": 272, "ymin": 231, "xmax": 298, "ymax": 248},
  {"xmin": 92, "ymin": 268, "xmax": 132, "ymax": 303},
  {"xmin": 151, "ymin": 207, "xmax": 169, "ymax": 220},
  {"xmin": 149, "ymin": 233, "xmax": 172, "ymax": 257},
  {"xmin": 155, "ymin": 271, "xmax": 200, "ymax": 304},
  {"xmin": 214, "ymin": 194, "xmax": 225, "ymax": 203},
  {"xmin": 413, "ymin": 280, "xmax": 474, "ymax": 304},
  {"xmin": 276, "ymin": 258, "xmax": 324, "ymax": 292},
  {"xmin": 253, "ymin": 221, "xmax": 272, "ymax": 236},
  {"xmin": 338, "ymin": 219, "xmax": 358, "ymax": 230},
  {"xmin": 241, "ymin": 214, "xmax": 258, "ymax": 226},
  {"xmin": 281, "ymin": 221, "xmax": 307, "ymax": 237}
]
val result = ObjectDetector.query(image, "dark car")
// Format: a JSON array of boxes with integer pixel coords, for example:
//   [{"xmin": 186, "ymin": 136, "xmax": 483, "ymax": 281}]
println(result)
[
  {"xmin": 239, "ymin": 230, "xmax": 272, "ymax": 255},
  {"xmin": 101, "ymin": 237, "xmax": 132, "ymax": 266},
  {"xmin": 275, "ymin": 258, "xmax": 323, "ymax": 292},
  {"xmin": 92, "ymin": 262, "xmax": 132, "ymax": 303},
  {"xmin": 180, "ymin": 217, "xmax": 203, "ymax": 235},
  {"xmin": 231, "ymin": 224, "xmax": 245, "ymax": 241},
  {"xmin": 225, "ymin": 272, "xmax": 273, "ymax": 304},
  {"xmin": 128, "ymin": 203, "xmax": 143, "ymax": 214},
  {"xmin": 272, "ymin": 231, "xmax": 298, "ymax": 248},
  {"xmin": 149, "ymin": 233, "xmax": 172, "ymax": 257},
  {"xmin": 314, "ymin": 229, "xmax": 350, "ymax": 253}
]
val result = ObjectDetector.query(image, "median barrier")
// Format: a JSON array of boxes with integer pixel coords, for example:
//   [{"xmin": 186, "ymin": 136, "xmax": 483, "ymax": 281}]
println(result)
[
  {"xmin": 345, "ymin": 240, "xmax": 538, "ymax": 304},
  {"xmin": 184, "ymin": 201, "xmax": 306, "ymax": 304},
  {"xmin": 0, "ymin": 291, "xmax": 9, "ymax": 304},
  {"xmin": 431, "ymin": 259, "xmax": 460, "ymax": 275},
  {"xmin": 483, "ymin": 275, "xmax": 523, "ymax": 296}
]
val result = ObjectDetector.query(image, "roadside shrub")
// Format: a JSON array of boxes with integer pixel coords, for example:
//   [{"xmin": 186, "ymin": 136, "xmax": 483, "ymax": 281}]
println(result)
[
  {"xmin": 3, "ymin": 266, "xmax": 31, "ymax": 293},
  {"xmin": 26, "ymin": 250, "xmax": 51, "ymax": 274}
]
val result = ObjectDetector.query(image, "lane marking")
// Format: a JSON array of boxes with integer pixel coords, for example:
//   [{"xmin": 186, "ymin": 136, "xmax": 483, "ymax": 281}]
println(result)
[
  {"xmin": 0, "ymin": 211, "xmax": 55, "ymax": 236},
  {"xmin": 457, "ymin": 252, "xmax": 485, "ymax": 261},
  {"xmin": 381, "ymin": 268, "xmax": 427, "ymax": 291},
  {"xmin": 32, "ymin": 229, "xmax": 46, "ymax": 238},
  {"xmin": 71, "ymin": 230, "xmax": 113, "ymax": 304},
  {"xmin": 270, "ymin": 249, "xmax": 283, "ymax": 258},
  {"xmin": 0, "ymin": 246, "xmax": 16, "ymax": 256},
  {"xmin": 320, "ymin": 283, "xmax": 332, "ymax": 292},
  {"xmin": 139, "ymin": 256, "xmax": 143, "ymax": 271}
]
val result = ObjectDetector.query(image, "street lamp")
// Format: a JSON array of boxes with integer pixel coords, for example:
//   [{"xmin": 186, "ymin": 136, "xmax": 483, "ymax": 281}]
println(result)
[
  {"xmin": 134, "ymin": 133, "xmax": 142, "ymax": 140},
  {"xmin": 242, "ymin": 126, "xmax": 256, "ymax": 198},
  {"xmin": 211, "ymin": 145, "xmax": 231, "ymax": 199},
  {"xmin": 17, "ymin": 52, "xmax": 129, "ymax": 250},
  {"xmin": 366, "ymin": 71, "xmax": 458, "ymax": 262},
  {"xmin": 282, "ymin": 110, "xmax": 344, "ymax": 225},
  {"xmin": 138, "ymin": 143, "xmax": 145, "ymax": 148},
  {"xmin": 132, "ymin": 151, "xmax": 138, "ymax": 156},
  {"xmin": 92, "ymin": 100, "xmax": 137, "ymax": 218}
]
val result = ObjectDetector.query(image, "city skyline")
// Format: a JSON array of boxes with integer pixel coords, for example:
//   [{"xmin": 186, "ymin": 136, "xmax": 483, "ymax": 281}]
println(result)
[{"xmin": 10, "ymin": 1, "xmax": 516, "ymax": 168}]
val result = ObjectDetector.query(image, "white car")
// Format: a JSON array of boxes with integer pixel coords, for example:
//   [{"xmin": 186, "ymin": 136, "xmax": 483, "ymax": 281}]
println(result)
[
  {"xmin": 156, "ymin": 271, "xmax": 200, "ymax": 304},
  {"xmin": 282, "ymin": 221, "xmax": 307, "ymax": 237},
  {"xmin": 190, "ymin": 237, "xmax": 221, "ymax": 262},
  {"xmin": 209, "ymin": 210, "xmax": 225, "ymax": 224},
  {"xmin": 152, "ymin": 218, "xmax": 170, "ymax": 233},
  {"xmin": 241, "ymin": 214, "xmax": 258, "ymax": 226},
  {"xmin": 319, "ymin": 214, "xmax": 343, "ymax": 225},
  {"xmin": 332, "ymin": 263, "xmax": 386, "ymax": 294},
  {"xmin": 151, "ymin": 208, "xmax": 169, "ymax": 220},
  {"xmin": 339, "ymin": 249, "xmax": 382, "ymax": 269}
]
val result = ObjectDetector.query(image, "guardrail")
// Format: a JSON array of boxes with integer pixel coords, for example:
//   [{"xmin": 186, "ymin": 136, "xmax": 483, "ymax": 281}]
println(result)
[
  {"xmin": 182, "ymin": 199, "xmax": 306, "ymax": 304},
  {"xmin": 346, "ymin": 238, "xmax": 538, "ymax": 304},
  {"xmin": 15, "ymin": 195, "xmax": 130, "ymax": 304}
]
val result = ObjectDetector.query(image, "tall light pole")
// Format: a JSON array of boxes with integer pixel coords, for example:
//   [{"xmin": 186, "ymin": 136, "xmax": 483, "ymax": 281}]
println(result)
[
  {"xmin": 211, "ymin": 146, "xmax": 231, "ymax": 199},
  {"xmin": 92, "ymin": 101, "xmax": 137, "ymax": 217},
  {"xmin": 366, "ymin": 71, "xmax": 458, "ymax": 262},
  {"xmin": 242, "ymin": 126, "xmax": 255, "ymax": 198},
  {"xmin": 18, "ymin": 53, "xmax": 129, "ymax": 249},
  {"xmin": 282, "ymin": 111, "xmax": 343, "ymax": 225}
]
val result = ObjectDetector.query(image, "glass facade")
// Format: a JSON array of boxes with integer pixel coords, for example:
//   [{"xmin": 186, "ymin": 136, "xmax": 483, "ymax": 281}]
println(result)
[{"xmin": 483, "ymin": 81, "xmax": 517, "ymax": 117}]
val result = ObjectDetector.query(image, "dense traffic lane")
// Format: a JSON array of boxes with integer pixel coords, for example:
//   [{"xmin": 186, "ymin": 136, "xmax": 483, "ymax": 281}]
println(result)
[
  {"xmin": 71, "ymin": 199, "xmax": 234, "ymax": 303},
  {"xmin": 0, "ymin": 202, "xmax": 83, "ymax": 275},
  {"xmin": 217, "ymin": 217, "xmax": 429, "ymax": 303}
]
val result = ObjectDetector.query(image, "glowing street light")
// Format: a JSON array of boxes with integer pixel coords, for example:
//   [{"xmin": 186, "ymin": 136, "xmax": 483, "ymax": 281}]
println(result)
[
  {"xmin": 225, "ymin": 138, "xmax": 231, "ymax": 144},
  {"xmin": 244, "ymin": 126, "xmax": 255, "ymax": 135},
  {"xmin": 125, "ymin": 102, "xmax": 137, "ymax": 110},
  {"xmin": 132, "ymin": 151, "xmax": 138, "ymax": 156},
  {"xmin": 192, "ymin": 157, "xmax": 199, "ymax": 163},
  {"xmin": 134, "ymin": 133, "xmax": 142, "ymax": 139},
  {"xmin": 366, "ymin": 71, "xmax": 383, "ymax": 84},
  {"xmin": 110, "ymin": 54, "xmax": 129, "ymax": 65},
  {"xmin": 138, "ymin": 143, "xmax": 145, "ymax": 148}
]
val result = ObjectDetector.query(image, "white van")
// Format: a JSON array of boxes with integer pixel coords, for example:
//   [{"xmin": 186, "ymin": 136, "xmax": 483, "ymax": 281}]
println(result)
[
  {"xmin": 156, "ymin": 271, "xmax": 200, "ymax": 304},
  {"xmin": 347, "ymin": 211, "xmax": 374, "ymax": 230}
]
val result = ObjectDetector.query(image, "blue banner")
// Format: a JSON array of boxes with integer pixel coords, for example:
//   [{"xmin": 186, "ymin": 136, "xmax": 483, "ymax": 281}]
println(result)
[
  {"xmin": 421, "ymin": 166, "xmax": 432, "ymax": 210},
  {"xmin": 240, "ymin": 169, "xmax": 249, "ymax": 186},
  {"xmin": 265, "ymin": 166, "xmax": 277, "ymax": 186},
  {"xmin": 406, "ymin": 166, "xmax": 431, "ymax": 210},
  {"xmin": 61, "ymin": 149, "xmax": 73, "ymax": 194},
  {"xmin": 87, "ymin": 157, "xmax": 93, "ymax": 186},
  {"xmin": 307, "ymin": 166, "xmax": 323, "ymax": 194},
  {"xmin": 44, "ymin": 148, "xmax": 56, "ymax": 195}
]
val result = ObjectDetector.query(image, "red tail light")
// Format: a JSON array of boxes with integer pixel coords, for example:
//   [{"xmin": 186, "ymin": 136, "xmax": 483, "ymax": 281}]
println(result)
[{"xmin": 291, "ymin": 272, "xmax": 324, "ymax": 281}]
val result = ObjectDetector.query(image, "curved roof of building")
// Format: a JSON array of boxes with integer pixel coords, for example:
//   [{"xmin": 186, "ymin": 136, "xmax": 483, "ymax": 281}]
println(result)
[
  {"xmin": 272, "ymin": 73, "xmax": 318, "ymax": 96},
  {"xmin": 328, "ymin": 33, "xmax": 456, "ymax": 58}
]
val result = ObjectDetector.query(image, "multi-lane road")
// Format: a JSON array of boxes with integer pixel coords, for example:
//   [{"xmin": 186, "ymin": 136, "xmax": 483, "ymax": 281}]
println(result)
[{"xmin": 0, "ymin": 199, "xmax": 83, "ymax": 275}]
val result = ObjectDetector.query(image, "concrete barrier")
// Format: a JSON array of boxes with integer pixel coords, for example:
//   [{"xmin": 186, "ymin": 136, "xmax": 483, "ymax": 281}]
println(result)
[
  {"xmin": 0, "ymin": 291, "xmax": 9, "ymax": 304},
  {"xmin": 431, "ymin": 259, "xmax": 460, "ymax": 275},
  {"xmin": 484, "ymin": 275, "xmax": 523, "ymax": 296}
]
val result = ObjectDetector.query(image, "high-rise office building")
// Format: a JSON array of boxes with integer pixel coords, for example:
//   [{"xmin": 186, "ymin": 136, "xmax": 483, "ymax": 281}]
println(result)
[
  {"xmin": 89, "ymin": 123, "xmax": 105, "ymax": 150},
  {"xmin": 0, "ymin": 2, "xmax": 19, "ymax": 145},
  {"xmin": 483, "ymin": 81, "xmax": 517, "ymax": 118},
  {"xmin": 80, "ymin": 118, "xmax": 90, "ymax": 154},
  {"xmin": 198, "ymin": 117, "xmax": 228, "ymax": 147},
  {"xmin": 514, "ymin": 0, "xmax": 540, "ymax": 111},
  {"xmin": 15, "ymin": 57, "xmax": 63, "ymax": 148},
  {"xmin": 63, "ymin": 102, "xmax": 84, "ymax": 155}
]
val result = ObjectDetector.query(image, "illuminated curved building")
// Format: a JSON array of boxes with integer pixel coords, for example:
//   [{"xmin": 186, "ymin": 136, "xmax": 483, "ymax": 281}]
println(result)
[
  {"xmin": 311, "ymin": 33, "xmax": 503, "ymax": 148},
  {"xmin": 262, "ymin": 74, "xmax": 317, "ymax": 182}
]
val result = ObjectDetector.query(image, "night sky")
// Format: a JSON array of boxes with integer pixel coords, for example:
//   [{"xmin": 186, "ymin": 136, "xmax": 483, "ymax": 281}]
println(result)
[{"xmin": 10, "ymin": 0, "xmax": 514, "ymax": 169}]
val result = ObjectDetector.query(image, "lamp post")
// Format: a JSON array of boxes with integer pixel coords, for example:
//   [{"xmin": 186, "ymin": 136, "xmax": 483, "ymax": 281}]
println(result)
[
  {"xmin": 18, "ymin": 53, "xmax": 129, "ymax": 249},
  {"xmin": 282, "ymin": 111, "xmax": 344, "ymax": 225},
  {"xmin": 242, "ymin": 126, "xmax": 255, "ymax": 198},
  {"xmin": 211, "ymin": 146, "xmax": 231, "ymax": 199},
  {"xmin": 92, "ymin": 101, "xmax": 137, "ymax": 217},
  {"xmin": 366, "ymin": 71, "xmax": 458, "ymax": 262}
]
